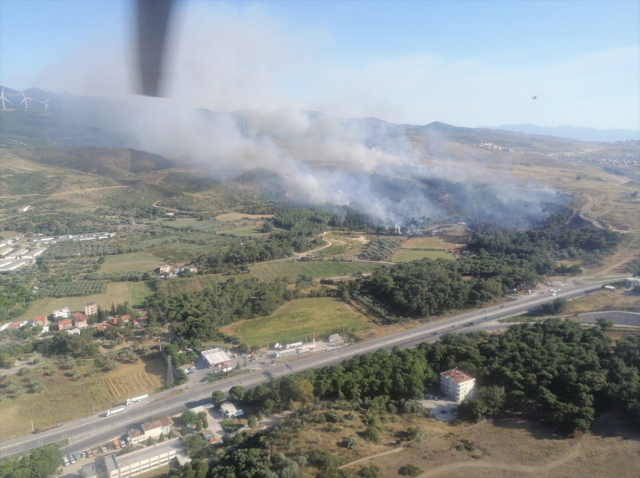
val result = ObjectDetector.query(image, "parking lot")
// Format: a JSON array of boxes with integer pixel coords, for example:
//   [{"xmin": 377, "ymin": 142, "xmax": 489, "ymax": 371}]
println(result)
[{"xmin": 421, "ymin": 396, "xmax": 460, "ymax": 421}]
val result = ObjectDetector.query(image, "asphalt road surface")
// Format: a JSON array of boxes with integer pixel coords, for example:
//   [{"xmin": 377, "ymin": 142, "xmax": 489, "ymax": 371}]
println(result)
[{"xmin": 0, "ymin": 278, "xmax": 623, "ymax": 458}]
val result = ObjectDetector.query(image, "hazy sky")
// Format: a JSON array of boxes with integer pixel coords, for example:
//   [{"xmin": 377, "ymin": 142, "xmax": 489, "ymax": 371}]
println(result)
[{"xmin": 1, "ymin": 0, "xmax": 638, "ymax": 130}]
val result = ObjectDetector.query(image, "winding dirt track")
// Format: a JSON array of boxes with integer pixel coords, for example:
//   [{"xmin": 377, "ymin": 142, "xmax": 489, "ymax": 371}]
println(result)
[{"xmin": 417, "ymin": 440, "xmax": 584, "ymax": 477}]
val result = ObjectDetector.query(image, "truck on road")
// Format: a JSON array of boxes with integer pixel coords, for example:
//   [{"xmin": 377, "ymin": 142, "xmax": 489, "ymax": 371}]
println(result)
[
  {"xmin": 106, "ymin": 407, "xmax": 124, "ymax": 417},
  {"xmin": 272, "ymin": 348, "xmax": 297, "ymax": 359},
  {"xmin": 126, "ymin": 394, "xmax": 149, "ymax": 405}
]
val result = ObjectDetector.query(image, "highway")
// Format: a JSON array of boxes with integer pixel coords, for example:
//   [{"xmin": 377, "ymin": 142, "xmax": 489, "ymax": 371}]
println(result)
[{"xmin": 0, "ymin": 278, "xmax": 620, "ymax": 458}]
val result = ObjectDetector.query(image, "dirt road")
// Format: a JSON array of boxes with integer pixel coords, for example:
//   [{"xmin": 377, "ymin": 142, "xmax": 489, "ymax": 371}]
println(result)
[{"xmin": 417, "ymin": 439, "xmax": 585, "ymax": 477}]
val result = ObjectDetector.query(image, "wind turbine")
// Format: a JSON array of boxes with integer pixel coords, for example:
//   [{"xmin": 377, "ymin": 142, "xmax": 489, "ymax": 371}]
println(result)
[
  {"xmin": 0, "ymin": 88, "xmax": 10, "ymax": 110},
  {"xmin": 20, "ymin": 91, "xmax": 33, "ymax": 109},
  {"xmin": 39, "ymin": 98, "xmax": 50, "ymax": 112}
]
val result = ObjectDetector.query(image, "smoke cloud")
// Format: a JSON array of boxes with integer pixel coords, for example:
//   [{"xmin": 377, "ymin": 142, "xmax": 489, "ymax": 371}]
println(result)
[{"xmin": 30, "ymin": 3, "xmax": 572, "ymax": 229}]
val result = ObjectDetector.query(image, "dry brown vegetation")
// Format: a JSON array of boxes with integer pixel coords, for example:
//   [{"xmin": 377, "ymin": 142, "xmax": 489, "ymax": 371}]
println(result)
[
  {"xmin": 340, "ymin": 415, "xmax": 640, "ymax": 478},
  {"xmin": 0, "ymin": 354, "xmax": 165, "ymax": 441},
  {"xmin": 564, "ymin": 289, "xmax": 640, "ymax": 315}
]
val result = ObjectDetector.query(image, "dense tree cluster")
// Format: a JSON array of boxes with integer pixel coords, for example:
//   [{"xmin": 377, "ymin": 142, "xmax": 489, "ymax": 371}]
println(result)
[
  {"xmin": 467, "ymin": 227, "xmax": 622, "ymax": 270},
  {"xmin": 149, "ymin": 278, "xmax": 300, "ymax": 342},
  {"xmin": 229, "ymin": 320, "xmax": 640, "ymax": 436},
  {"xmin": 196, "ymin": 230, "xmax": 324, "ymax": 274},
  {"xmin": 0, "ymin": 445, "xmax": 61, "ymax": 478},
  {"xmin": 340, "ymin": 257, "xmax": 512, "ymax": 321},
  {"xmin": 0, "ymin": 284, "xmax": 33, "ymax": 322},
  {"xmin": 338, "ymin": 227, "xmax": 621, "ymax": 322}
]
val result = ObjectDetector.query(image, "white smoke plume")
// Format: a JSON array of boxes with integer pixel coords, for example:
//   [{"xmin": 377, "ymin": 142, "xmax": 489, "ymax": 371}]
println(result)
[{"xmin": 30, "ymin": 3, "xmax": 571, "ymax": 228}]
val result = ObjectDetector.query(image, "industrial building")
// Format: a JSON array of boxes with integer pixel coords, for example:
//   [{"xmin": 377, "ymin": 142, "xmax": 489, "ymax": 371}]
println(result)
[
  {"xmin": 440, "ymin": 368, "xmax": 475, "ymax": 402},
  {"xmin": 105, "ymin": 440, "xmax": 185, "ymax": 478},
  {"xmin": 201, "ymin": 348, "xmax": 232, "ymax": 368}
]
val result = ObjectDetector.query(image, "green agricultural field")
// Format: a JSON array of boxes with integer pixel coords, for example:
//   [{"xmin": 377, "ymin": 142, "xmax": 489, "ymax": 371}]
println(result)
[
  {"xmin": 131, "ymin": 282, "xmax": 154, "ymax": 307},
  {"xmin": 17, "ymin": 282, "xmax": 135, "ymax": 319},
  {"xmin": 160, "ymin": 261, "xmax": 385, "ymax": 295},
  {"xmin": 392, "ymin": 249, "xmax": 454, "ymax": 262},
  {"xmin": 219, "ymin": 226, "xmax": 265, "ymax": 237},
  {"xmin": 99, "ymin": 253, "xmax": 164, "ymax": 273},
  {"xmin": 222, "ymin": 298, "xmax": 372, "ymax": 347}
]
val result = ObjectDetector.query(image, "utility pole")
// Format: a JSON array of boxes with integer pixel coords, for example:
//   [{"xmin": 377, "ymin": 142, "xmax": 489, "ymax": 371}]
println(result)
[
  {"xmin": 166, "ymin": 354, "xmax": 174, "ymax": 386},
  {"xmin": 31, "ymin": 420, "xmax": 33, "ymax": 432}
]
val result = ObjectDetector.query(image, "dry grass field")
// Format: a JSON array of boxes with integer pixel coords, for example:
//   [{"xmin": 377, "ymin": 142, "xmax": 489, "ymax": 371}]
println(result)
[
  {"xmin": 17, "ymin": 282, "xmax": 136, "ymax": 320},
  {"xmin": 0, "ymin": 354, "xmax": 165, "ymax": 440},
  {"xmin": 564, "ymin": 289, "xmax": 640, "ymax": 315},
  {"xmin": 260, "ymin": 405, "xmax": 639, "ymax": 478},
  {"xmin": 339, "ymin": 415, "xmax": 640, "ymax": 478},
  {"xmin": 215, "ymin": 212, "xmax": 274, "ymax": 221}
]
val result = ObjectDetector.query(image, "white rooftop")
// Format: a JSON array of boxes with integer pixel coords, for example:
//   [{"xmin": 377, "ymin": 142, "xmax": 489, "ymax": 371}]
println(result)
[{"xmin": 201, "ymin": 348, "xmax": 231, "ymax": 366}]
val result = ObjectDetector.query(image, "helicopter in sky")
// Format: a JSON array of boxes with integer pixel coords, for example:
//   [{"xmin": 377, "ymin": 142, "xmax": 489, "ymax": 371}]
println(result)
[{"xmin": 531, "ymin": 95, "xmax": 538, "ymax": 100}]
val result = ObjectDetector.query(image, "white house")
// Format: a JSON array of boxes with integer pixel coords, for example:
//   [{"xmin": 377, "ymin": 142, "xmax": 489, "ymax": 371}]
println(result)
[
  {"xmin": 220, "ymin": 402, "xmax": 244, "ymax": 418},
  {"xmin": 440, "ymin": 368, "xmax": 475, "ymax": 403},
  {"xmin": 53, "ymin": 307, "xmax": 71, "ymax": 318},
  {"xmin": 128, "ymin": 416, "xmax": 174, "ymax": 444}
]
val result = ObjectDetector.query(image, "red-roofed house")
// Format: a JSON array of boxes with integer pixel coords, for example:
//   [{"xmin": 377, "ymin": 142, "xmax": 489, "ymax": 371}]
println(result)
[
  {"xmin": 133, "ymin": 317, "xmax": 148, "ymax": 327},
  {"xmin": 95, "ymin": 324, "xmax": 108, "ymax": 331},
  {"xmin": 120, "ymin": 315, "xmax": 131, "ymax": 323},
  {"xmin": 58, "ymin": 319, "xmax": 73, "ymax": 331},
  {"xmin": 32, "ymin": 316, "xmax": 49, "ymax": 333},
  {"xmin": 440, "ymin": 369, "xmax": 475, "ymax": 402},
  {"xmin": 73, "ymin": 313, "xmax": 88, "ymax": 328},
  {"xmin": 8, "ymin": 322, "xmax": 22, "ymax": 330}
]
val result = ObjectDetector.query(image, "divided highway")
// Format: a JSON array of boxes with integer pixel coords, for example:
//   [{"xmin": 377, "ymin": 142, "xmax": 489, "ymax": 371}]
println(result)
[{"xmin": 0, "ymin": 279, "xmax": 620, "ymax": 458}]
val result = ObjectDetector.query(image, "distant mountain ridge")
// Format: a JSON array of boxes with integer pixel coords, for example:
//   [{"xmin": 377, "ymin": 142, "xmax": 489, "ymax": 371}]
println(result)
[
  {"xmin": 0, "ymin": 85, "xmax": 630, "ymax": 160},
  {"xmin": 483, "ymin": 124, "xmax": 639, "ymax": 143}
]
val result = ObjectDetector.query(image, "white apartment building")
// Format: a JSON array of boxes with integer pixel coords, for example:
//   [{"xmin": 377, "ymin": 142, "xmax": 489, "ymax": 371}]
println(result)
[
  {"xmin": 440, "ymin": 368, "xmax": 475, "ymax": 402},
  {"xmin": 106, "ymin": 440, "xmax": 185, "ymax": 478}
]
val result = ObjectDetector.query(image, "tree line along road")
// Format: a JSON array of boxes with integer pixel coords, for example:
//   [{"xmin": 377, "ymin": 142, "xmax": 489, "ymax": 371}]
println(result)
[{"xmin": 0, "ymin": 278, "xmax": 623, "ymax": 458}]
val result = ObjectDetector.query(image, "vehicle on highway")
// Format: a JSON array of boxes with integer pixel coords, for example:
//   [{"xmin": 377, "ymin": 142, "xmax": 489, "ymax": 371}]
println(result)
[
  {"xmin": 106, "ymin": 407, "xmax": 125, "ymax": 417},
  {"xmin": 126, "ymin": 394, "xmax": 149, "ymax": 405}
]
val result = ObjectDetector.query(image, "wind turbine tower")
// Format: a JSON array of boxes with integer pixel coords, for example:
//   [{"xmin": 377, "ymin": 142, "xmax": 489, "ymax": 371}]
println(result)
[
  {"xmin": 20, "ymin": 91, "xmax": 33, "ymax": 110},
  {"xmin": 0, "ymin": 89, "xmax": 10, "ymax": 110},
  {"xmin": 39, "ymin": 98, "xmax": 50, "ymax": 112}
]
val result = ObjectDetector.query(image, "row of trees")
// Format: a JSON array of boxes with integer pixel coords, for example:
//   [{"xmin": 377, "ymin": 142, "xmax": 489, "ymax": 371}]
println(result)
[{"xmin": 224, "ymin": 320, "xmax": 640, "ymax": 436}]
